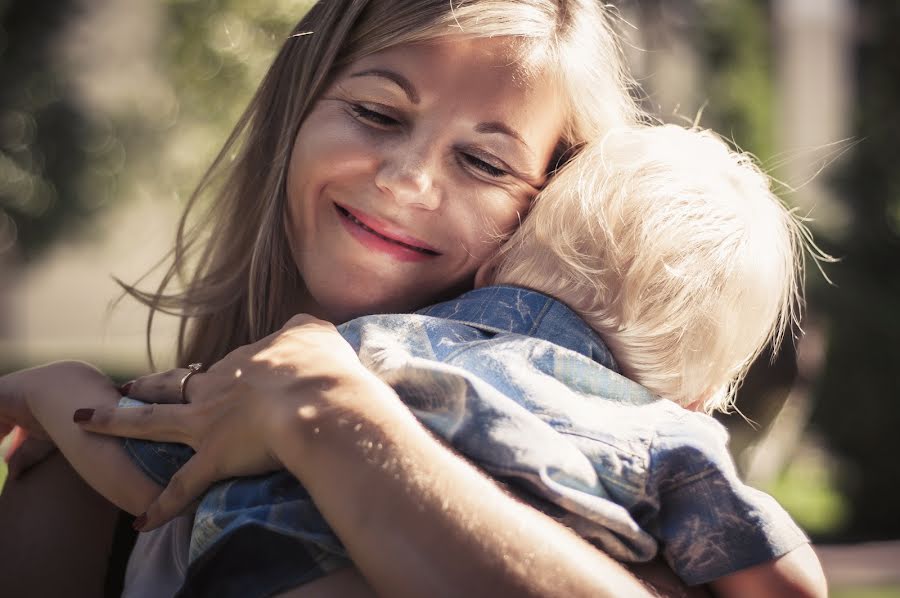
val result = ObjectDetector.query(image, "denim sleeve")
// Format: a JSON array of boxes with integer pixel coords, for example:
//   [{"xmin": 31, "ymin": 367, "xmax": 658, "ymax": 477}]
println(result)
[
  {"xmin": 118, "ymin": 397, "xmax": 195, "ymax": 487},
  {"xmin": 343, "ymin": 321, "xmax": 658, "ymax": 563},
  {"xmin": 646, "ymin": 413, "xmax": 809, "ymax": 585}
]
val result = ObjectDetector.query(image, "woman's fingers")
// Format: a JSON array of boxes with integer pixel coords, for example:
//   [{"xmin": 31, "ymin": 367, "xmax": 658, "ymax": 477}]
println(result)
[
  {"xmin": 139, "ymin": 454, "xmax": 215, "ymax": 531},
  {"xmin": 123, "ymin": 369, "xmax": 196, "ymax": 404},
  {"xmin": 123, "ymin": 316, "xmax": 336, "ymax": 407},
  {"xmin": 282, "ymin": 313, "xmax": 328, "ymax": 330},
  {"xmin": 74, "ymin": 403, "xmax": 192, "ymax": 445}
]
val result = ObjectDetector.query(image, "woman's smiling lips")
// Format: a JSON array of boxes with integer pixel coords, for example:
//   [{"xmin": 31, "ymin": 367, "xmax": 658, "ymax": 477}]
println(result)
[{"xmin": 335, "ymin": 203, "xmax": 441, "ymax": 262}]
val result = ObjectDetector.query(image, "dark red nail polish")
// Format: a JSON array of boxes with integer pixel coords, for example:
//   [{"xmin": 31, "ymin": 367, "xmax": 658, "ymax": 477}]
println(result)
[
  {"xmin": 118, "ymin": 381, "xmax": 134, "ymax": 396},
  {"xmin": 73, "ymin": 408, "xmax": 95, "ymax": 423},
  {"xmin": 132, "ymin": 513, "xmax": 147, "ymax": 531}
]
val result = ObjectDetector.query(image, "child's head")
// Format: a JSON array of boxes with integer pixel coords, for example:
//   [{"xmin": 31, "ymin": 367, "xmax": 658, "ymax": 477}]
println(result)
[{"xmin": 482, "ymin": 124, "xmax": 806, "ymax": 413}]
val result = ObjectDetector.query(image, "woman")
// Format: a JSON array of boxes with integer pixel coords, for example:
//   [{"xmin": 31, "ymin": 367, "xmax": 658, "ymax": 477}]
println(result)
[{"xmin": 1, "ymin": 1, "xmax": 697, "ymax": 596}]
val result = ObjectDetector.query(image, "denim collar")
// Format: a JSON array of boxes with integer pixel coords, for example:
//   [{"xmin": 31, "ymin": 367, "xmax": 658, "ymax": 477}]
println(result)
[{"xmin": 417, "ymin": 285, "xmax": 618, "ymax": 371}]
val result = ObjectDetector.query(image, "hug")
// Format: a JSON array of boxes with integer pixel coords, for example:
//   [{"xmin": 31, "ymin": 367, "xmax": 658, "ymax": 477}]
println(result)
[{"xmin": 0, "ymin": 1, "xmax": 827, "ymax": 597}]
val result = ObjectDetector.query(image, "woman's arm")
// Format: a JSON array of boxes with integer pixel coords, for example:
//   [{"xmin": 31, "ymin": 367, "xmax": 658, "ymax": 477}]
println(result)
[
  {"xmin": 0, "ymin": 366, "xmax": 122, "ymax": 597},
  {"xmin": 77, "ymin": 315, "xmax": 677, "ymax": 598},
  {"xmin": 275, "ymin": 369, "xmax": 657, "ymax": 598},
  {"xmin": 2, "ymin": 361, "xmax": 162, "ymax": 514}
]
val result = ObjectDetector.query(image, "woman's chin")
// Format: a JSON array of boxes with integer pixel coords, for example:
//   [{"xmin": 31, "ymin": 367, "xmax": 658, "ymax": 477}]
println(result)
[
  {"xmin": 298, "ymin": 252, "xmax": 479, "ymax": 322},
  {"xmin": 304, "ymin": 284, "xmax": 449, "ymax": 324},
  {"xmin": 323, "ymin": 296, "xmax": 422, "ymax": 324}
]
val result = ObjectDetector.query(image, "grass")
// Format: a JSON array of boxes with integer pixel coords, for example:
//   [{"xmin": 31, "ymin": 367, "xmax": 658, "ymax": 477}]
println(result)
[{"xmin": 0, "ymin": 433, "xmax": 10, "ymax": 492}]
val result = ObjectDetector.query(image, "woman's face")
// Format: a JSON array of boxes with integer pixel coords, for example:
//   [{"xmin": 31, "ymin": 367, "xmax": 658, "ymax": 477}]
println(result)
[{"xmin": 286, "ymin": 36, "xmax": 565, "ymax": 322}]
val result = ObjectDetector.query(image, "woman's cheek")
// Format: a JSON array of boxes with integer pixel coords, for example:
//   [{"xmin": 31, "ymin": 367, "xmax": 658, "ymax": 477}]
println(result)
[
  {"xmin": 452, "ymin": 211, "xmax": 507, "ymax": 265},
  {"xmin": 479, "ymin": 191, "xmax": 531, "ymax": 242}
]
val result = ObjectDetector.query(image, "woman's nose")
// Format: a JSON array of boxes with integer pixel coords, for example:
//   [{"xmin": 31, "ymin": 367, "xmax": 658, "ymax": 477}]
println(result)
[{"xmin": 374, "ymin": 150, "xmax": 441, "ymax": 210}]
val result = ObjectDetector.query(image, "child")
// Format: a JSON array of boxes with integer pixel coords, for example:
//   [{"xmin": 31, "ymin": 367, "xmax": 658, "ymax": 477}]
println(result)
[{"xmin": 3, "ymin": 124, "xmax": 823, "ymax": 597}]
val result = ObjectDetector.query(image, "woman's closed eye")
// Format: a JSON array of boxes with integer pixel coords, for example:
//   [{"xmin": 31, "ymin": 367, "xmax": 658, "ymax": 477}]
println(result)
[
  {"xmin": 351, "ymin": 104, "xmax": 400, "ymax": 127},
  {"xmin": 459, "ymin": 152, "xmax": 508, "ymax": 178},
  {"xmin": 349, "ymin": 102, "xmax": 510, "ymax": 180}
]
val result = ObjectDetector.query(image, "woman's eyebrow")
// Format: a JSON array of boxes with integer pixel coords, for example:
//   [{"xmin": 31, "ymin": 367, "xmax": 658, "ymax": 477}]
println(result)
[
  {"xmin": 348, "ymin": 69, "xmax": 538, "ymax": 173},
  {"xmin": 348, "ymin": 69, "xmax": 420, "ymax": 104},
  {"xmin": 475, "ymin": 121, "xmax": 535, "ymax": 159}
]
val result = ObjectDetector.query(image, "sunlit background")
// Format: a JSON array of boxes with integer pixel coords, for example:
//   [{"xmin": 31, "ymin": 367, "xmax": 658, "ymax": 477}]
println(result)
[{"xmin": 1, "ymin": 1, "xmax": 898, "ymax": 595}]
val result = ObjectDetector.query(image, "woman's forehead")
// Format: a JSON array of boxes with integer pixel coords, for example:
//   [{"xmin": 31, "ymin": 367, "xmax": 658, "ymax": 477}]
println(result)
[
  {"xmin": 347, "ymin": 37, "xmax": 550, "ymax": 94},
  {"xmin": 337, "ymin": 37, "xmax": 564, "ymax": 152}
]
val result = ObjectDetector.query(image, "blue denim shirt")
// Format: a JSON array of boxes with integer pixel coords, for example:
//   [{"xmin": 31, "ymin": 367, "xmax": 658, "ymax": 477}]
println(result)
[{"xmin": 123, "ymin": 285, "xmax": 807, "ymax": 597}]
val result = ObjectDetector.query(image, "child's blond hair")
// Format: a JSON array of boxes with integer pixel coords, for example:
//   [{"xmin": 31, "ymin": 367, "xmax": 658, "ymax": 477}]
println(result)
[{"xmin": 485, "ymin": 124, "xmax": 807, "ymax": 413}]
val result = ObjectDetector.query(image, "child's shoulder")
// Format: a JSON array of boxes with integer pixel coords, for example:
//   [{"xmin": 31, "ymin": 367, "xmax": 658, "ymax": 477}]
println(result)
[{"xmin": 645, "ymin": 403, "xmax": 736, "ymax": 484}]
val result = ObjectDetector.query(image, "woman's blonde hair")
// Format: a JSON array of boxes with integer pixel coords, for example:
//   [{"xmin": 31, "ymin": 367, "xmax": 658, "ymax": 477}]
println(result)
[
  {"xmin": 486, "ymin": 124, "xmax": 813, "ymax": 413},
  {"xmin": 124, "ymin": 0, "xmax": 643, "ymax": 368}
]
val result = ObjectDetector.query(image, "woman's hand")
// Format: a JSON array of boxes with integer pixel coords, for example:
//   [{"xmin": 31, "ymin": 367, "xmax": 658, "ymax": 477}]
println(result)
[
  {"xmin": 1, "ymin": 366, "xmax": 61, "ymax": 480},
  {"xmin": 78, "ymin": 380, "xmax": 285, "ymax": 529},
  {"xmin": 75, "ymin": 314, "xmax": 374, "ymax": 529}
]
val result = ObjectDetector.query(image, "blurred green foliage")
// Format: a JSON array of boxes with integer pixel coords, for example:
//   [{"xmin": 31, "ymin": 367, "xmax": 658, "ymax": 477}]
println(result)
[
  {"xmin": 155, "ymin": 0, "xmax": 307, "ymax": 198},
  {"xmin": 694, "ymin": 0, "xmax": 775, "ymax": 161},
  {"xmin": 767, "ymin": 449, "xmax": 849, "ymax": 534},
  {"xmin": 0, "ymin": 0, "xmax": 113, "ymax": 260},
  {"xmin": 0, "ymin": 0, "xmax": 307, "ymax": 260},
  {"xmin": 627, "ymin": 0, "xmax": 774, "ymax": 158}
]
